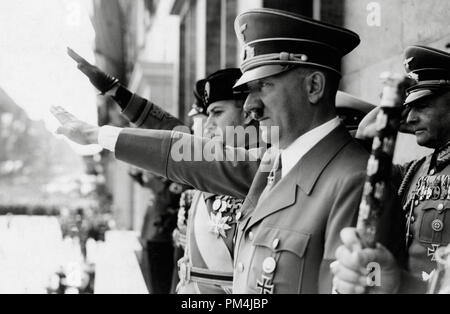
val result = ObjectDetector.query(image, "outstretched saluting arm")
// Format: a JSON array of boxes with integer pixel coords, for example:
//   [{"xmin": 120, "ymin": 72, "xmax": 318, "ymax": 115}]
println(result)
[
  {"xmin": 51, "ymin": 107, "xmax": 260, "ymax": 199},
  {"xmin": 67, "ymin": 48, "xmax": 184, "ymax": 130}
]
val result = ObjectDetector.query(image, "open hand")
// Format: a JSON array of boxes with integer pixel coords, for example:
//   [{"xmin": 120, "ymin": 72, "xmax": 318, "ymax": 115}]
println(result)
[{"xmin": 50, "ymin": 106, "xmax": 99, "ymax": 145}]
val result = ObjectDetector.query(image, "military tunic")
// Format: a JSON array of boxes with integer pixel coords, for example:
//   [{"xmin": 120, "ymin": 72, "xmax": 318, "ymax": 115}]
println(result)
[
  {"xmin": 118, "ymin": 91, "xmax": 249, "ymax": 294},
  {"xmin": 177, "ymin": 192, "xmax": 243, "ymax": 294},
  {"xmin": 401, "ymin": 145, "xmax": 450, "ymax": 281},
  {"xmin": 115, "ymin": 125, "xmax": 406, "ymax": 293}
]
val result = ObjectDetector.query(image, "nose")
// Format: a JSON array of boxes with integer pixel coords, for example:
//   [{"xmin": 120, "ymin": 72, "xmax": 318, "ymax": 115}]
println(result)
[
  {"xmin": 244, "ymin": 93, "xmax": 264, "ymax": 120},
  {"xmin": 406, "ymin": 107, "xmax": 419, "ymax": 124},
  {"xmin": 204, "ymin": 116, "xmax": 215, "ymax": 135}
]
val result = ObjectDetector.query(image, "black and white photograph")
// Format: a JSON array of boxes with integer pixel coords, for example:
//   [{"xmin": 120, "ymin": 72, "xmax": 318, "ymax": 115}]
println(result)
[{"xmin": 0, "ymin": 0, "xmax": 449, "ymax": 298}]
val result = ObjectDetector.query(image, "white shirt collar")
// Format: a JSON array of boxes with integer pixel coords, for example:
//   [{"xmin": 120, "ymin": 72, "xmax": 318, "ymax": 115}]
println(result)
[{"xmin": 280, "ymin": 117, "xmax": 341, "ymax": 178}]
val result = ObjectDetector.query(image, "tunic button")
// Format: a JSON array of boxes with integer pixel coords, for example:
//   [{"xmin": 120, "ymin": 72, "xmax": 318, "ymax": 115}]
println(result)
[
  {"xmin": 430, "ymin": 169, "xmax": 436, "ymax": 175},
  {"xmin": 272, "ymin": 239, "xmax": 280, "ymax": 249},
  {"xmin": 414, "ymin": 200, "xmax": 419, "ymax": 206},
  {"xmin": 237, "ymin": 263, "xmax": 245, "ymax": 273},
  {"xmin": 248, "ymin": 231, "xmax": 254, "ymax": 241},
  {"xmin": 410, "ymin": 216, "xmax": 415, "ymax": 223},
  {"xmin": 438, "ymin": 204, "xmax": 445, "ymax": 212},
  {"xmin": 432, "ymin": 219, "xmax": 444, "ymax": 232}
]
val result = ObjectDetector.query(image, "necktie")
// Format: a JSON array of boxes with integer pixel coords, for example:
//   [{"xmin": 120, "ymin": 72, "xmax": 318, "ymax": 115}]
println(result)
[
  {"xmin": 267, "ymin": 153, "xmax": 282, "ymax": 189},
  {"xmin": 254, "ymin": 153, "xmax": 283, "ymax": 209}
]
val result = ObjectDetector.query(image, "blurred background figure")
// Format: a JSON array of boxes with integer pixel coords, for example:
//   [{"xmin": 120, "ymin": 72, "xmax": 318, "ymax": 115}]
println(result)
[{"xmin": 130, "ymin": 168, "xmax": 185, "ymax": 294}]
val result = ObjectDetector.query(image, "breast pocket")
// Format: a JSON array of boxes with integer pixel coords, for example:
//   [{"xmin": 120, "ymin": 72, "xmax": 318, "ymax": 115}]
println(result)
[
  {"xmin": 418, "ymin": 203, "xmax": 450, "ymax": 246},
  {"xmin": 250, "ymin": 226, "xmax": 310, "ymax": 294}
]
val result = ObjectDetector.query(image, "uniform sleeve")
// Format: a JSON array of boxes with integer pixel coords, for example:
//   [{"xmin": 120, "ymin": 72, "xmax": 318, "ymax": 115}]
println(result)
[
  {"xmin": 318, "ymin": 172, "xmax": 407, "ymax": 293},
  {"xmin": 116, "ymin": 87, "xmax": 185, "ymax": 130},
  {"xmin": 318, "ymin": 172, "xmax": 365, "ymax": 293},
  {"xmin": 115, "ymin": 128, "xmax": 261, "ymax": 199}
]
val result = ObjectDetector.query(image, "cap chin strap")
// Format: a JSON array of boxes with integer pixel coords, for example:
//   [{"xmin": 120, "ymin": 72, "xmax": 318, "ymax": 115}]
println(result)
[
  {"xmin": 242, "ymin": 52, "xmax": 307, "ymax": 68},
  {"xmin": 407, "ymin": 80, "xmax": 450, "ymax": 94},
  {"xmin": 241, "ymin": 52, "xmax": 341, "ymax": 76}
]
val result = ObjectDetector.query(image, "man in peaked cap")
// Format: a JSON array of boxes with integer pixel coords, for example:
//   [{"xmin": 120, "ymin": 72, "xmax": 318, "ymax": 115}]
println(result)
[
  {"xmin": 335, "ymin": 91, "xmax": 375, "ymax": 136},
  {"xmin": 67, "ymin": 48, "xmax": 255, "ymax": 294},
  {"xmin": 403, "ymin": 46, "xmax": 450, "ymax": 111},
  {"xmin": 225, "ymin": 8, "xmax": 403, "ymax": 294},
  {"xmin": 53, "ymin": 9, "xmax": 404, "ymax": 294},
  {"xmin": 333, "ymin": 45, "xmax": 450, "ymax": 294},
  {"xmin": 234, "ymin": 9, "xmax": 359, "ymax": 89},
  {"xmin": 175, "ymin": 69, "xmax": 260, "ymax": 294},
  {"xmin": 59, "ymin": 59, "xmax": 263, "ymax": 293}
]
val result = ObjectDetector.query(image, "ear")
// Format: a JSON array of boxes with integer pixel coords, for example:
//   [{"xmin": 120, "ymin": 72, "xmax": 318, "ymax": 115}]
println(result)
[{"xmin": 304, "ymin": 71, "xmax": 326, "ymax": 104}]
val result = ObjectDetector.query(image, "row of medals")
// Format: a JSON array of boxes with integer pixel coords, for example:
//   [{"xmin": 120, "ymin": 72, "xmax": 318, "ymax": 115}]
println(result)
[
  {"xmin": 212, "ymin": 196, "xmax": 243, "ymax": 222},
  {"xmin": 213, "ymin": 195, "xmax": 278, "ymax": 293},
  {"xmin": 414, "ymin": 174, "xmax": 450, "ymax": 202}
]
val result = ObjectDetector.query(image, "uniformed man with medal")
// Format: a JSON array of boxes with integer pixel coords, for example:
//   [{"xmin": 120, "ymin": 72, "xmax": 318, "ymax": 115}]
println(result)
[
  {"xmin": 53, "ymin": 9, "xmax": 404, "ymax": 293},
  {"xmin": 66, "ymin": 50, "xmax": 253, "ymax": 293},
  {"xmin": 176, "ymin": 69, "xmax": 259, "ymax": 294},
  {"xmin": 332, "ymin": 45, "xmax": 450, "ymax": 294}
]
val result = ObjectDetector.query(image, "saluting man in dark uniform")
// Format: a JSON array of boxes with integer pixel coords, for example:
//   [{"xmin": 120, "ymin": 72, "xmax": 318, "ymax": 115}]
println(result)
[
  {"xmin": 332, "ymin": 46, "xmax": 450, "ymax": 294},
  {"xmin": 66, "ymin": 49, "xmax": 261, "ymax": 293},
  {"xmin": 176, "ymin": 69, "xmax": 259, "ymax": 294}
]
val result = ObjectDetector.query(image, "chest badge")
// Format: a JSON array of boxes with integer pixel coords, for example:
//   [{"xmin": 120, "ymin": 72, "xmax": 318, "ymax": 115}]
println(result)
[
  {"xmin": 208, "ymin": 212, "xmax": 232, "ymax": 239},
  {"xmin": 256, "ymin": 275, "xmax": 274, "ymax": 294},
  {"xmin": 431, "ymin": 219, "xmax": 444, "ymax": 232},
  {"xmin": 428, "ymin": 244, "xmax": 441, "ymax": 262}
]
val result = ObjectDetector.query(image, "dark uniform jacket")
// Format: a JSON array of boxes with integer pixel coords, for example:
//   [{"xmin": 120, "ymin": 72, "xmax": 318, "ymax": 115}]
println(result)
[
  {"xmin": 118, "ymin": 90, "xmax": 246, "ymax": 293},
  {"xmin": 399, "ymin": 153, "xmax": 450, "ymax": 283},
  {"xmin": 114, "ymin": 125, "xmax": 405, "ymax": 293}
]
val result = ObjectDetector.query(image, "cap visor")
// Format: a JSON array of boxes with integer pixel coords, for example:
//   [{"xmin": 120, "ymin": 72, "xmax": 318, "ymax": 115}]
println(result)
[
  {"xmin": 188, "ymin": 108, "xmax": 202, "ymax": 117},
  {"xmin": 404, "ymin": 89, "xmax": 434, "ymax": 106},
  {"xmin": 336, "ymin": 91, "xmax": 375, "ymax": 113},
  {"xmin": 233, "ymin": 65, "xmax": 291, "ymax": 90}
]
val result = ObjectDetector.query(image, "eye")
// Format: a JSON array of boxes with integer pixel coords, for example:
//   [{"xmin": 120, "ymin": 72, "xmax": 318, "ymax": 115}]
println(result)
[
  {"xmin": 248, "ymin": 80, "xmax": 272, "ymax": 93},
  {"xmin": 259, "ymin": 80, "xmax": 273, "ymax": 90},
  {"xmin": 211, "ymin": 110, "xmax": 223, "ymax": 117},
  {"xmin": 413, "ymin": 103, "xmax": 430, "ymax": 111},
  {"xmin": 250, "ymin": 108, "xmax": 264, "ymax": 121}
]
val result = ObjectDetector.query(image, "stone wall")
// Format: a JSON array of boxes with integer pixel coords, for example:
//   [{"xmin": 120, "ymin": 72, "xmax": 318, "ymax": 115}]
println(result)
[{"xmin": 322, "ymin": 0, "xmax": 450, "ymax": 162}]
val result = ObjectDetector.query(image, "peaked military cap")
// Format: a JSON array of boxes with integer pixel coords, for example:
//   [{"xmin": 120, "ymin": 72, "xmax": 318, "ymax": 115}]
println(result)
[
  {"xmin": 336, "ymin": 91, "xmax": 375, "ymax": 133},
  {"xmin": 233, "ymin": 8, "xmax": 360, "ymax": 89},
  {"xmin": 404, "ymin": 45, "xmax": 450, "ymax": 106},
  {"xmin": 188, "ymin": 79, "xmax": 207, "ymax": 117},
  {"xmin": 203, "ymin": 68, "xmax": 248, "ymax": 107}
]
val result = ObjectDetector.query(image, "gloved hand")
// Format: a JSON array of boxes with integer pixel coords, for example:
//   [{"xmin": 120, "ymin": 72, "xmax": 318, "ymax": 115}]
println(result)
[{"xmin": 67, "ymin": 47, "xmax": 119, "ymax": 95}]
